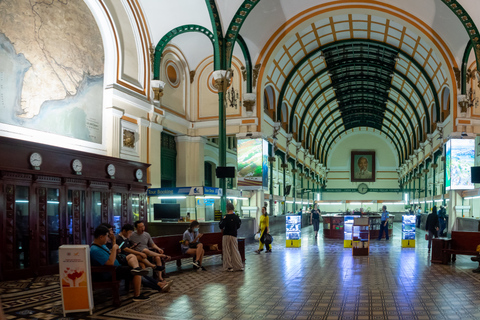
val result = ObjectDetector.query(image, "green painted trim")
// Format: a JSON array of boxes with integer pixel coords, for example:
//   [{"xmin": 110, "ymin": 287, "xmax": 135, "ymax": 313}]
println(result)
[
  {"xmin": 225, "ymin": 0, "xmax": 261, "ymax": 69},
  {"xmin": 153, "ymin": 25, "xmax": 217, "ymax": 79},
  {"xmin": 441, "ymin": 0, "xmax": 480, "ymax": 72},
  {"xmin": 308, "ymin": 87, "xmax": 418, "ymax": 156},
  {"xmin": 312, "ymin": 93, "xmax": 420, "ymax": 161},
  {"xmin": 277, "ymin": 39, "xmax": 438, "ymax": 133},
  {"xmin": 323, "ymin": 125, "xmax": 402, "ymax": 166},
  {"xmin": 461, "ymin": 40, "xmax": 474, "ymax": 94},
  {"xmin": 317, "ymin": 107, "xmax": 411, "ymax": 161},
  {"xmin": 205, "ymin": 0, "xmax": 224, "ymax": 69},
  {"xmin": 322, "ymin": 188, "xmax": 401, "ymax": 193},
  {"xmin": 236, "ymin": 35, "xmax": 253, "ymax": 92}
]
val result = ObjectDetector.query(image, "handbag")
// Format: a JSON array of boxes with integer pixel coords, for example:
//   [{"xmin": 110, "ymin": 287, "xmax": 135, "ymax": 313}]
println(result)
[
  {"xmin": 254, "ymin": 233, "xmax": 261, "ymax": 241},
  {"xmin": 425, "ymin": 233, "xmax": 429, "ymax": 241},
  {"xmin": 264, "ymin": 234, "xmax": 273, "ymax": 245},
  {"xmin": 189, "ymin": 242, "xmax": 198, "ymax": 249}
]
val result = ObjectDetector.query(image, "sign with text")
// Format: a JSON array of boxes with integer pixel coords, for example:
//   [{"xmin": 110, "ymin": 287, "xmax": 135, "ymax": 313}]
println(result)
[{"xmin": 59, "ymin": 245, "xmax": 93, "ymax": 316}]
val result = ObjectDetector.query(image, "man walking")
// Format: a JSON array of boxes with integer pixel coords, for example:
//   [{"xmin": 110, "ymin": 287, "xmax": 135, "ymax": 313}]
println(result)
[{"xmin": 377, "ymin": 205, "xmax": 390, "ymax": 240}]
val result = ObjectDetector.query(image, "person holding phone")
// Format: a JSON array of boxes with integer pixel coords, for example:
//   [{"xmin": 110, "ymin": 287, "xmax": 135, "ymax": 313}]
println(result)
[
  {"xmin": 181, "ymin": 220, "xmax": 206, "ymax": 271},
  {"xmin": 116, "ymin": 224, "xmax": 164, "ymax": 273}
]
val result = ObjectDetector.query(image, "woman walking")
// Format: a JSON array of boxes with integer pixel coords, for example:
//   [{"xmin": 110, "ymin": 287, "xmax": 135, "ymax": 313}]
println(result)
[
  {"xmin": 255, "ymin": 206, "xmax": 271, "ymax": 254},
  {"xmin": 310, "ymin": 204, "xmax": 321, "ymax": 238},
  {"xmin": 219, "ymin": 202, "xmax": 244, "ymax": 272},
  {"xmin": 425, "ymin": 206, "xmax": 439, "ymax": 252}
]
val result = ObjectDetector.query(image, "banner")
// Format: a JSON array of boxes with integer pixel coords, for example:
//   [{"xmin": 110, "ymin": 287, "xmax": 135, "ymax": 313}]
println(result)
[
  {"xmin": 446, "ymin": 139, "xmax": 474, "ymax": 190},
  {"xmin": 237, "ymin": 138, "xmax": 268, "ymax": 190},
  {"xmin": 59, "ymin": 245, "xmax": 93, "ymax": 316}
]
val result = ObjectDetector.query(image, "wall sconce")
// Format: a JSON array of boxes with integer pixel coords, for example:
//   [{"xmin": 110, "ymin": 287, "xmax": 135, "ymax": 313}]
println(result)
[
  {"xmin": 243, "ymin": 93, "xmax": 256, "ymax": 116},
  {"xmin": 213, "ymin": 69, "xmax": 238, "ymax": 109},
  {"xmin": 458, "ymin": 89, "xmax": 479, "ymax": 113},
  {"xmin": 151, "ymin": 80, "xmax": 165, "ymax": 101}
]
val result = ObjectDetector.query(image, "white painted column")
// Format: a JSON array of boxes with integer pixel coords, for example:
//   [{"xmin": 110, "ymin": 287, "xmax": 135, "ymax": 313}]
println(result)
[
  {"xmin": 149, "ymin": 122, "xmax": 163, "ymax": 188},
  {"xmin": 175, "ymin": 136, "xmax": 206, "ymax": 187},
  {"xmin": 138, "ymin": 118, "xmax": 150, "ymax": 163},
  {"xmin": 106, "ymin": 107, "xmax": 124, "ymax": 157}
]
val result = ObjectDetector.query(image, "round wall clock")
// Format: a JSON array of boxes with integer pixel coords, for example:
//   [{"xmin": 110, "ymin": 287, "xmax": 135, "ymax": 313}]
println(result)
[
  {"xmin": 357, "ymin": 183, "xmax": 368, "ymax": 194},
  {"xmin": 72, "ymin": 159, "xmax": 83, "ymax": 173},
  {"xmin": 135, "ymin": 168, "xmax": 143, "ymax": 180},
  {"xmin": 29, "ymin": 152, "xmax": 42, "ymax": 168},
  {"xmin": 107, "ymin": 164, "xmax": 116, "ymax": 177}
]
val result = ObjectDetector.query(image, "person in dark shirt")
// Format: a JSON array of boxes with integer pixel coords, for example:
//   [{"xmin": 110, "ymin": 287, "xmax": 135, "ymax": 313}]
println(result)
[
  {"xmin": 219, "ymin": 202, "xmax": 244, "ymax": 272},
  {"xmin": 425, "ymin": 206, "xmax": 439, "ymax": 252},
  {"xmin": 438, "ymin": 206, "xmax": 447, "ymax": 237}
]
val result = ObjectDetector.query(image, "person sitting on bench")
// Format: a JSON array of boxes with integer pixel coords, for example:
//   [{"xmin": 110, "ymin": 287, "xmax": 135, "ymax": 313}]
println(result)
[
  {"xmin": 130, "ymin": 221, "xmax": 171, "ymax": 280},
  {"xmin": 181, "ymin": 220, "xmax": 206, "ymax": 271},
  {"xmin": 90, "ymin": 225, "xmax": 150, "ymax": 301}
]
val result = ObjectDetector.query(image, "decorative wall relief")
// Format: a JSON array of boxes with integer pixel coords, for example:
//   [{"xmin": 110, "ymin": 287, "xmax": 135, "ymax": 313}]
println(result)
[{"xmin": 123, "ymin": 130, "xmax": 136, "ymax": 148}]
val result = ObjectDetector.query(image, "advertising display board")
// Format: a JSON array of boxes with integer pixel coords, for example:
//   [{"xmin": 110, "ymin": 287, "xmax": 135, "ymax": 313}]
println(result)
[
  {"xmin": 286, "ymin": 215, "xmax": 301, "ymax": 247},
  {"xmin": 59, "ymin": 245, "xmax": 93, "ymax": 316},
  {"xmin": 402, "ymin": 215, "xmax": 416, "ymax": 247},
  {"xmin": 446, "ymin": 139, "xmax": 474, "ymax": 191},
  {"xmin": 237, "ymin": 139, "xmax": 268, "ymax": 190},
  {"xmin": 344, "ymin": 216, "xmax": 355, "ymax": 248}
]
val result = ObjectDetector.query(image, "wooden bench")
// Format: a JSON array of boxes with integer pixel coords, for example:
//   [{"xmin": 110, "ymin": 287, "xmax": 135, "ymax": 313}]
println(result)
[
  {"xmin": 443, "ymin": 231, "xmax": 480, "ymax": 263},
  {"xmin": 152, "ymin": 232, "xmax": 245, "ymax": 267},
  {"xmin": 91, "ymin": 265, "xmax": 130, "ymax": 307}
]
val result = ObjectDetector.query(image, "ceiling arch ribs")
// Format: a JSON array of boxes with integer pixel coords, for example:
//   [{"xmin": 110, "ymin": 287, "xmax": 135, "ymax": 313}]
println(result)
[
  {"xmin": 324, "ymin": 125, "xmax": 402, "ymax": 167},
  {"xmin": 319, "ymin": 112, "xmax": 408, "ymax": 162},
  {"xmin": 153, "ymin": 25, "xmax": 218, "ymax": 79},
  {"xmin": 263, "ymin": 14, "xmax": 450, "ymax": 149},
  {"xmin": 283, "ymin": 39, "xmax": 439, "ymax": 136}
]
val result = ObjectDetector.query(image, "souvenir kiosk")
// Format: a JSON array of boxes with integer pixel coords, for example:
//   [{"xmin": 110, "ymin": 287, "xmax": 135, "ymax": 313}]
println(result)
[
  {"xmin": 344, "ymin": 215, "xmax": 357, "ymax": 248},
  {"xmin": 352, "ymin": 217, "xmax": 369, "ymax": 256}
]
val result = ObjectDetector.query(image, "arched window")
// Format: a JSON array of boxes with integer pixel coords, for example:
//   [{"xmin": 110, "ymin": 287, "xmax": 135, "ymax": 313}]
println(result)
[
  {"xmin": 281, "ymin": 102, "xmax": 288, "ymax": 130},
  {"xmin": 441, "ymin": 87, "xmax": 450, "ymax": 122},
  {"xmin": 263, "ymin": 86, "xmax": 276, "ymax": 119}
]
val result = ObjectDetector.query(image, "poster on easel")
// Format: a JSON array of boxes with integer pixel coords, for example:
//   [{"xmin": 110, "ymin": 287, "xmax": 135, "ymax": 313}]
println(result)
[{"xmin": 59, "ymin": 245, "xmax": 94, "ymax": 316}]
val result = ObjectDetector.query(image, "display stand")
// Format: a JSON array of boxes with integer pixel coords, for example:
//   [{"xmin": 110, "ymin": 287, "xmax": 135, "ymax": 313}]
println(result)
[
  {"xmin": 401, "ymin": 215, "xmax": 416, "ymax": 247},
  {"xmin": 286, "ymin": 215, "xmax": 301, "ymax": 247},
  {"xmin": 352, "ymin": 217, "xmax": 369, "ymax": 256},
  {"xmin": 59, "ymin": 245, "xmax": 94, "ymax": 316},
  {"xmin": 344, "ymin": 215, "xmax": 355, "ymax": 248}
]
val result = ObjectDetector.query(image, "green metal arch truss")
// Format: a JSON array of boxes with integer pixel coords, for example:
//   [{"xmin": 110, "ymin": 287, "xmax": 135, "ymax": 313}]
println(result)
[
  {"xmin": 324, "ymin": 125, "xmax": 402, "ymax": 167},
  {"xmin": 224, "ymin": 0, "xmax": 261, "ymax": 69},
  {"xmin": 319, "ymin": 114, "xmax": 408, "ymax": 162},
  {"xmin": 278, "ymin": 39, "xmax": 439, "ymax": 133},
  {"xmin": 235, "ymin": 35, "xmax": 253, "ymax": 93},
  {"xmin": 308, "ymin": 87, "xmax": 418, "ymax": 155},
  {"xmin": 153, "ymin": 25, "xmax": 218, "ymax": 79},
  {"xmin": 205, "ymin": 0, "xmax": 224, "ymax": 69},
  {"xmin": 315, "ymin": 103, "xmax": 412, "ymax": 160},
  {"xmin": 295, "ymin": 63, "xmax": 426, "ymax": 143},
  {"xmin": 461, "ymin": 40, "xmax": 474, "ymax": 94},
  {"xmin": 441, "ymin": 0, "xmax": 480, "ymax": 72}
]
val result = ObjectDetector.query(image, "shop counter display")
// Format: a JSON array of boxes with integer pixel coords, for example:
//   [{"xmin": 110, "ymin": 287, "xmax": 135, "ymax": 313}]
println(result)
[{"xmin": 322, "ymin": 214, "xmax": 393, "ymax": 239}]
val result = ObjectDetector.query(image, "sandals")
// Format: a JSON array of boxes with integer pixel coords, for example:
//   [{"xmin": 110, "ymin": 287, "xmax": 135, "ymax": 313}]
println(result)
[
  {"xmin": 162, "ymin": 255, "xmax": 172, "ymax": 261},
  {"xmin": 160, "ymin": 280, "xmax": 173, "ymax": 293}
]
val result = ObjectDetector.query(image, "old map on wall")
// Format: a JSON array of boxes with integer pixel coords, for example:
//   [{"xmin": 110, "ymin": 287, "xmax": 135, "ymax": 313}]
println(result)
[{"xmin": 0, "ymin": 0, "xmax": 104, "ymax": 143}]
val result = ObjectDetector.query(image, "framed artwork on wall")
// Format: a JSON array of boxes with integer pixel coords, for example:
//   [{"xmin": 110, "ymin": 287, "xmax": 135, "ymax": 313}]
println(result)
[{"xmin": 351, "ymin": 151, "xmax": 375, "ymax": 182}]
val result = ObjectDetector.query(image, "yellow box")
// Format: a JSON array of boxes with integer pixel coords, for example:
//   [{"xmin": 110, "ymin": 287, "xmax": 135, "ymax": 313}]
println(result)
[
  {"xmin": 286, "ymin": 239, "xmax": 301, "ymax": 247},
  {"xmin": 402, "ymin": 239, "xmax": 415, "ymax": 247},
  {"xmin": 344, "ymin": 240, "xmax": 352, "ymax": 248}
]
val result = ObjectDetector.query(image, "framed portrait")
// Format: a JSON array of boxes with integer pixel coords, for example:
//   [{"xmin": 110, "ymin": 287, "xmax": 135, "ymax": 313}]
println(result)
[{"xmin": 351, "ymin": 151, "xmax": 375, "ymax": 182}]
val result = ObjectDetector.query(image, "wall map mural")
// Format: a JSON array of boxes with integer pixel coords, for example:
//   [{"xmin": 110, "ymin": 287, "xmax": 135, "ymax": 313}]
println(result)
[{"xmin": 0, "ymin": 0, "xmax": 104, "ymax": 143}]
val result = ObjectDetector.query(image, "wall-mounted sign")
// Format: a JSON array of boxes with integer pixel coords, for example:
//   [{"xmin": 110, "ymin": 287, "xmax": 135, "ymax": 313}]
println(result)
[
  {"xmin": 446, "ymin": 139, "xmax": 474, "ymax": 191},
  {"xmin": 237, "ymin": 138, "xmax": 268, "ymax": 190}
]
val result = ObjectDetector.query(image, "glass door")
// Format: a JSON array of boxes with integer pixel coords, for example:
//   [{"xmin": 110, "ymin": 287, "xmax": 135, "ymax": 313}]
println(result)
[
  {"xmin": 67, "ymin": 190, "xmax": 86, "ymax": 244},
  {"xmin": 15, "ymin": 186, "xmax": 30, "ymax": 270}
]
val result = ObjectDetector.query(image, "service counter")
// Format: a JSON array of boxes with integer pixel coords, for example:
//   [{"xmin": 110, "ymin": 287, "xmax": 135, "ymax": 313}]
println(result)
[
  {"xmin": 455, "ymin": 217, "xmax": 480, "ymax": 232},
  {"xmin": 322, "ymin": 214, "xmax": 393, "ymax": 239}
]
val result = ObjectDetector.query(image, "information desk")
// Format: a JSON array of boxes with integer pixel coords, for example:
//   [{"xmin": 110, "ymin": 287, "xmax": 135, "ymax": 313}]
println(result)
[{"xmin": 322, "ymin": 214, "xmax": 393, "ymax": 239}]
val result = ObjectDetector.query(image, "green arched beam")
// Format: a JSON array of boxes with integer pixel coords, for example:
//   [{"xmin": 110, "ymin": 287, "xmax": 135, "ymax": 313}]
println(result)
[
  {"xmin": 304, "ymin": 84, "xmax": 420, "ymax": 152},
  {"xmin": 441, "ymin": 0, "xmax": 480, "ymax": 72},
  {"xmin": 324, "ymin": 125, "xmax": 402, "ymax": 167},
  {"xmin": 294, "ymin": 60, "xmax": 431, "ymax": 141},
  {"xmin": 277, "ymin": 39, "xmax": 440, "ymax": 131},
  {"xmin": 235, "ymin": 35, "xmax": 253, "ymax": 93},
  {"xmin": 205, "ymin": 0, "xmax": 224, "ymax": 69},
  {"xmin": 461, "ymin": 40, "xmax": 474, "ymax": 94},
  {"xmin": 319, "ymin": 113, "xmax": 408, "ymax": 162},
  {"xmin": 308, "ymin": 84, "xmax": 419, "ymax": 151},
  {"xmin": 310, "ymin": 92, "xmax": 422, "ymax": 161},
  {"xmin": 224, "ymin": 0, "xmax": 262, "ymax": 69},
  {"xmin": 153, "ymin": 25, "xmax": 218, "ymax": 79},
  {"xmin": 315, "ymin": 104, "xmax": 412, "ymax": 159}
]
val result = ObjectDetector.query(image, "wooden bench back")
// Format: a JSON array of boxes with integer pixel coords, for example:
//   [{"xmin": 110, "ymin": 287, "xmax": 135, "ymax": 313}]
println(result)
[
  {"xmin": 451, "ymin": 231, "xmax": 480, "ymax": 252},
  {"xmin": 152, "ymin": 232, "xmax": 224, "ymax": 256}
]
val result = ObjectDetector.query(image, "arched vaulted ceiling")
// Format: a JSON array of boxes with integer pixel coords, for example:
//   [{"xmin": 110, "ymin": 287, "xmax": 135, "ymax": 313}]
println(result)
[{"xmin": 259, "ymin": 12, "xmax": 452, "ymax": 167}]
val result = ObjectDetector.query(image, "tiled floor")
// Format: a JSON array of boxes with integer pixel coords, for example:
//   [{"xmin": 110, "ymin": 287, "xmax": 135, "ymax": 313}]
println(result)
[{"xmin": 2, "ymin": 224, "xmax": 480, "ymax": 319}]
